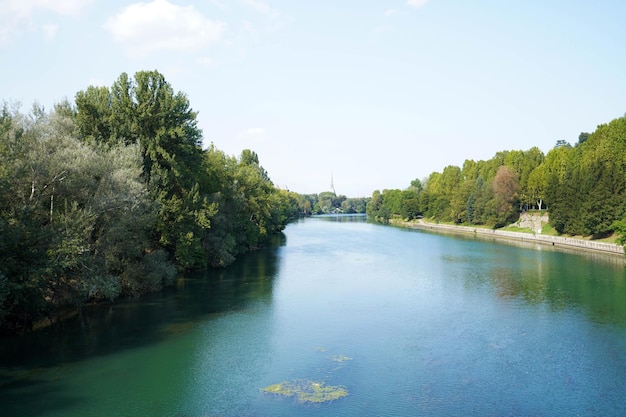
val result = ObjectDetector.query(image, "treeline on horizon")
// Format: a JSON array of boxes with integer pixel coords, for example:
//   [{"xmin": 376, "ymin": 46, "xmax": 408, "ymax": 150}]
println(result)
[
  {"xmin": 0, "ymin": 70, "xmax": 323, "ymax": 333},
  {"xmin": 368, "ymin": 114, "xmax": 626, "ymax": 243},
  {"xmin": 298, "ymin": 192, "xmax": 369, "ymax": 215}
]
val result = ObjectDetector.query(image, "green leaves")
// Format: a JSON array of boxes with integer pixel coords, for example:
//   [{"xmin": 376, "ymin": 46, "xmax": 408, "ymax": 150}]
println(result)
[
  {"xmin": 394, "ymin": 114, "xmax": 626, "ymax": 240},
  {"xmin": 0, "ymin": 71, "xmax": 296, "ymax": 332},
  {"xmin": 544, "ymin": 117, "xmax": 626, "ymax": 237},
  {"xmin": 611, "ymin": 219, "xmax": 626, "ymax": 246}
]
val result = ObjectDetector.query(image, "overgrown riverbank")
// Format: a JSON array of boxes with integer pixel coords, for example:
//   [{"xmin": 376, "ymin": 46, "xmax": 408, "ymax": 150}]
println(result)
[{"xmin": 0, "ymin": 71, "xmax": 301, "ymax": 334}]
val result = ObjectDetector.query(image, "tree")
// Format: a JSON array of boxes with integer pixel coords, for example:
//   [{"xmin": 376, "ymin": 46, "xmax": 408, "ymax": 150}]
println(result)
[
  {"xmin": 382, "ymin": 189, "xmax": 403, "ymax": 217},
  {"xmin": 316, "ymin": 191, "xmax": 338, "ymax": 214},
  {"xmin": 577, "ymin": 117, "xmax": 626, "ymax": 236},
  {"xmin": 581, "ymin": 158, "xmax": 624, "ymax": 236},
  {"xmin": 544, "ymin": 116, "xmax": 626, "ymax": 236},
  {"xmin": 0, "ymin": 103, "xmax": 178, "ymax": 331},
  {"xmin": 0, "ymin": 72, "xmax": 297, "ymax": 332},
  {"xmin": 526, "ymin": 164, "xmax": 546, "ymax": 210},
  {"xmin": 110, "ymin": 71, "xmax": 210, "ymax": 268},
  {"xmin": 543, "ymin": 144, "xmax": 574, "ymax": 233},
  {"xmin": 400, "ymin": 190, "xmax": 421, "ymax": 220},
  {"xmin": 341, "ymin": 197, "xmax": 368, "ymax": 214},
  {"xmin": 408, "ymin": 178, "xmax": 423, "ymax": 193},
  {"xmin": 506, "ymin": 147, "xmax": 544, "ymax": 210},
  {"xmin": 366, "ymin": 190, "xmax": 389, "ymax": 222},
  {"xmin": 75, "ymin": 86, "xmax": 113, "ymax": 144},
  {"xmin": 492, "ymin": 166, "xmax": 520, "ymax": 226}
]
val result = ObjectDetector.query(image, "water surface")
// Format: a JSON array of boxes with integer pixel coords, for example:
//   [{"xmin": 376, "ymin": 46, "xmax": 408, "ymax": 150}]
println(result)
[{"xmin": 2, "ymin": 215, "xmax": 626, "ymax": 416}]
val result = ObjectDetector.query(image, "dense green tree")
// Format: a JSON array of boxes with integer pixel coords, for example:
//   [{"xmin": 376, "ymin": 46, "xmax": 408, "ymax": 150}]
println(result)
[
  {"xmin": 505, "ymin": 147, "xmax": 544, "ymax": 210},
  {"xmin": 399, "ymin": 190, "xmax": 421, "ymax": 220},
  {"xmin": 298, "ymin": 194, "xmax": 317, "ymax": 215},
  {"xmin": 75, "ymin": 86, "xmax": 113, "ymax": 143},
  {"xmin": 341, "ymin": 197, "xmax": 369, "ymax": 213},
  {"xmin": 422, "ymin": 166, "xmax": 461, "ymax": 221},
  {"xmin": 581, "ymin": 158, "xmax": 624, "ymax": 236},
  {"xmin": 315, "ymin": 191, "xmax": 343, "ymax": 214},
  {"xmin": 0, "ymin": 71, "xmax": 298, "ymax": 332},
  {"xmin": 421, "ymin": 172, "xmax": 444, "ymax": 219},
  {"xmin": 366, "ymin": 190, "xmax": 388, "ymax": 222},
  {"xmin": 367, "ymin": 115, "xmax": 626, "ymax": 245},
  {"xmin": 526, "ymin": 164, "xmax": 547, "ymax": 210},
  {"xmin": 381, "ymin": 189, "xmax": 403, "ymax": 216},
  {"xmin": 408, "ymin": 178, "xmax": 423, "ymax": 193},
  {"xmin": 364, "ymin": 187, "xmax": 420, "ymax": 222},
  {"xmin": 0, "ymin": 104, "xmax": 176, "ymax": 331},
  {"xmin": 577, "ymin": 118, "xmax": 626, "ymax": 236},
  {"xmin": 543, "ymin": 117, "xmax": 626, "ymax": 236}
]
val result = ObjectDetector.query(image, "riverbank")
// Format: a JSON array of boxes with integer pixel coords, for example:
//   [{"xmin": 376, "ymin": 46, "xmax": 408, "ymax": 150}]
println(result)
[{"xmin": 392, "ymin": 218, "xmax": 625, "ymax": 256}]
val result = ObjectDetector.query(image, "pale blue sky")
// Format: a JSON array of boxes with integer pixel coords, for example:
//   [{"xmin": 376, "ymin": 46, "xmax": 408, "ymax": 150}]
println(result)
[{"xmin": 2, "ymin": 0, "xmax": 625, "ymax": 196}]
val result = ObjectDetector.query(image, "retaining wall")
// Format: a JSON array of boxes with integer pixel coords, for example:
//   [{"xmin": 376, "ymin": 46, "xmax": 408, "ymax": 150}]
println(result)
[{"xmin": 399, "ymin": 221, "xmax": 625, "ymax": 256}]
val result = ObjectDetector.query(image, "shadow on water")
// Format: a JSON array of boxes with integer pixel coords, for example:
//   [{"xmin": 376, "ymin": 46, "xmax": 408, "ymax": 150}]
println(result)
[
  {"xmin": 0, "ymin": 233, "xmax": 286, "ymax": 400},
  {"xmin": 0, "ymin": 374, "xmax": 84, "ymax": 416}
]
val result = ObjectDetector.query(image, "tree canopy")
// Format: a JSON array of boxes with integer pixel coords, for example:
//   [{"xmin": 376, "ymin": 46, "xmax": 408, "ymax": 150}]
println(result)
[
  {"xmin": 368, "ymin": 114, "xmax": 626, "ymax": 244},
  {"xmin": 0, "ymin": 71, "xmax": 300, "ymax": 333}
]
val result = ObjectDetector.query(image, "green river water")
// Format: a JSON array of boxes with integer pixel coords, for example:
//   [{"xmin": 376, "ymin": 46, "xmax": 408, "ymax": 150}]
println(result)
[{"xmin": 1, "ymin": 214, "xmax": 626, "ymax": 416}]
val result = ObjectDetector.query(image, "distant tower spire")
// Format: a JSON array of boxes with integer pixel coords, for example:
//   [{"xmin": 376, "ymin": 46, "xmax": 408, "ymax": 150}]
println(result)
[{"xmin": 331, "ymin": 172, "xmax": 336, "ymax": 195}]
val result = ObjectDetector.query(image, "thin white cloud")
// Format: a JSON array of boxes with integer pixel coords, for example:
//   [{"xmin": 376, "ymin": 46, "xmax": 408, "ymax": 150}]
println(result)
[
  {"xmin": 238, "ymin": 127, "xmax": 267, "ymax": 140},
  {"xmin": 3, "ymin": 0, "xmax": 92, "ymax": 17},
  {"xmin": 0, "ymin": 0, "xmax": 93, "ymax": 45},
  {"xmin": 104, "ymin": 0, "xmax": 226, "ymax": 57},
  {"xmin": 407, "ymin": 0, "xmax": 429, "ymax": 8}
]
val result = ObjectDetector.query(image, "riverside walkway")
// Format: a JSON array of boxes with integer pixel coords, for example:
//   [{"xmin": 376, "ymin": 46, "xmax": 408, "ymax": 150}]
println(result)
[{"xmin": 395, "ymin": 219, "xmax": 625, "ymax": 256}]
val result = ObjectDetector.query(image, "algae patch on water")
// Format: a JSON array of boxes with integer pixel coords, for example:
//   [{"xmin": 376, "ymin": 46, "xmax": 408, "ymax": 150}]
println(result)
[{"xmin": 262, "ymin": 380, "xmax": 348, "ymax": 403}]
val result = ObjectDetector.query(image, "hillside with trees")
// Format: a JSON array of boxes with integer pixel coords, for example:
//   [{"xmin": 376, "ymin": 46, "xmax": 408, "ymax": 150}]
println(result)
[
  {"xmin": 368, "ymin": 114, "xmax": 626, "ymax": 243},
  {"xmin": 0, "ymin": 71, "xmax": 300, "ymax": 333}
]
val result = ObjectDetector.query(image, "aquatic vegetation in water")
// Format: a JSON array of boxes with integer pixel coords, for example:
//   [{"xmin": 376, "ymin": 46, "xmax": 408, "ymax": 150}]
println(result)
[
  {"xmin": 262, "ymin": 348, "xmax": 352, "ymax": 403},
  {"xmin": 262, "ymin": 380, "xmax": 348, "ymax": 403}
]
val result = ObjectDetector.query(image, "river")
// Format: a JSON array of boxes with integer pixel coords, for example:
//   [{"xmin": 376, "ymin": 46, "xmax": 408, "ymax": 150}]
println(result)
[{"xmin": 1, "ymin": 214, "xmax": 626, "ymax": 416}]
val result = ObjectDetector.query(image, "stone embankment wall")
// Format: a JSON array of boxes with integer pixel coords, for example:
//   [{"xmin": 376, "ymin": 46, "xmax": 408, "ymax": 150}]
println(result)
[
  {"xmin": 515, "ymin": 212, "xmax": 549, "ymax": 233},
  {"xmin": 399, "ymin": 216, "xmax": 624, "ymax": 256}
]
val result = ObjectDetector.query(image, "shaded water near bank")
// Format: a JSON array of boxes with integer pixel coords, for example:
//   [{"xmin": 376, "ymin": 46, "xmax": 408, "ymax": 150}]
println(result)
[{"xmin": 1, "ymin": 214, "xmax": 626, "ymax": 416}]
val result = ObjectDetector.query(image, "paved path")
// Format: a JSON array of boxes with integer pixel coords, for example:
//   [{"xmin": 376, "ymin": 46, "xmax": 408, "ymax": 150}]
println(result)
[{"xmin": 394, "ymin": 219, "xmax": 625, "ymax": 256}]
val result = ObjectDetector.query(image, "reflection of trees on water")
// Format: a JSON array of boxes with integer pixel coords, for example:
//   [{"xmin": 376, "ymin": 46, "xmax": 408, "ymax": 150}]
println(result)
[
  {"xmin": 0, "ymin": 235, "xmax": 288, "ymax": 417},
  {"xmin": 486, "ymin": 251, "xmax": 626, "ymax": 326},
  {"xmin": 490, "ymin": 266, "xmax": 551, "ymax": 305},
  {"xmin": 314, "ymin": 214, "xmax": 368, "ymax": 223},
  {"xmin": 0, "ymin": 233, "xmax": 286, "ymax": 369}
]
